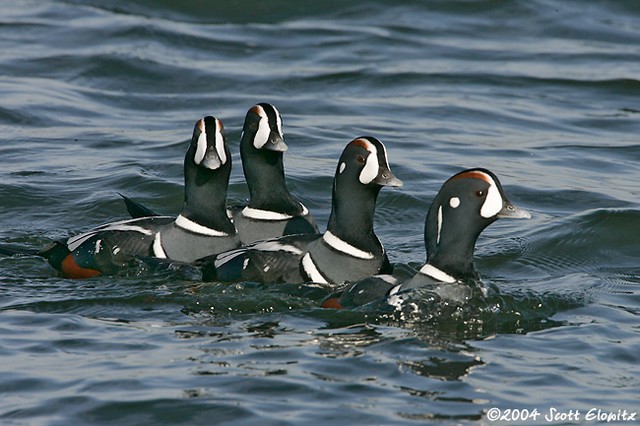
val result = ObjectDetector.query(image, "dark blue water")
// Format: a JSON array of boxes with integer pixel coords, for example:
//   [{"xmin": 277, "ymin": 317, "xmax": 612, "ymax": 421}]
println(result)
[{"xmin": 1, "ymin": 1, "xmax": 639, "ymax": 424}]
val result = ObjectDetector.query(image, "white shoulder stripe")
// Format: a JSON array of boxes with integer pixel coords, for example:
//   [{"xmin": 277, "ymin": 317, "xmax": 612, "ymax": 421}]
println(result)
[
  {"xmin": 214, "ymin": 239, "xmax": 304, "ymax": 268},
  {"xmin": 418, "ymin": 264, "xmax": 457, "ymax": 283},
  {"xmin": 66, "ymin": 220, "xmax": 154, "ymax": 252},
  {"xmin": 175, "ymin": 214, "xmax": 229, "ymax": 237},
  {"xmin": 251, "ymin": 240, "xmax": 304, "ymax": 255},
  {"xmin": 301, "ymin": 253, "xmax": 328, "ymax": 284},
  {"xmin": 153, "ymin": 233, "xmax": 167, "ymax": 258},
  {"xmin": 322, "ymin": 230, "xmax": 374, "ymax": 260},
  {"xmin": 214, "ymin": 248, "xmax": 247, "ymax": 267}
]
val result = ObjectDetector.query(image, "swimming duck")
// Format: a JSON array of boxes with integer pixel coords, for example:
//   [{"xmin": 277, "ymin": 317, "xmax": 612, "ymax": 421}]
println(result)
[
  {"xmin": 323, "ymin": 168, "xmax": 530, "ymax": 308},
  {"xmin": 201, "ymin": 136, "xmax": 402, "ymax": 285}
]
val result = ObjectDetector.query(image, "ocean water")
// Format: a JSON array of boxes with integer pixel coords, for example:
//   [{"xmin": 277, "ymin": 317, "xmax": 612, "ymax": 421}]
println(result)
[{"xmin": 1, "ymin": 1, "xmax": 639, "ymax": 424}]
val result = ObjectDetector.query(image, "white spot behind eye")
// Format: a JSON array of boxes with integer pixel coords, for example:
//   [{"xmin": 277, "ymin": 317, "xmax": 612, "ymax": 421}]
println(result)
[
  {"xmin": 480, "ymin": 182, "xmax": 503, "ymax": 218},
  {"xmin": 449, "ymin": 197, "xmax": 460, "ymax": 208},
  {"xmin": 194, "ymin": 122, "xmax": 207, "ymax": 165},
  {"xmin": 339, "ymin": 162, "xmax": 346, "ymax": 174}
]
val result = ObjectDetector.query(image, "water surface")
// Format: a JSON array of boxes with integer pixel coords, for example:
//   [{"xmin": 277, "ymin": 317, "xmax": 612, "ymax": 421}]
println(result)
[{"xmin": 1, "ymin": 1, "xmax": 639, "ymax": 424}]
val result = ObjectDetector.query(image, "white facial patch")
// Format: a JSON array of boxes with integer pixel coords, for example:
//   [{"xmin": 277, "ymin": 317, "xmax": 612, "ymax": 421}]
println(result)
[
  {"xmin": 253, "ymin": 105, "xmax": 271, "ymax": 149},
  {"xmin": 359, "ymin": 145, "xmax": 379, "ymax": 184},
  {"xmin": 194, "ymin": 119, "xmax": 207, "ymax": 165},
  {"xmin": 449, "ymin": 197, "xmax": 460, "ymax": 208},
  {"xmin": 480, "ymin": 175, "xmax": 503, "ymax": 218},
  {"xmin": 338, "ymin": 162, "xmax": 346, "ymax": 174},
  {"xmin": 214, "ymin": 118, "xmax": 227, "ymax": 165}
]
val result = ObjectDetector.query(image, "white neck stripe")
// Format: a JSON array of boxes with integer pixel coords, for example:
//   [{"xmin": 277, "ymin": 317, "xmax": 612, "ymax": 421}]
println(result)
[
  {"xmin": 302, "ymin": 253, "xmax": 329, "ymax": 284},
  {"xmin": 322, "ymin": 230, "xmax": 374, "ymax": 260},
  {"xmin": 419, "ymin": 264, "xmax": 457, "ymax": 283},
  {"xmin": 242, "ymin": 206, "xmax": 301, "ymax": 221},
  {"xmin": 175, "ymin": 214, "xmax": 229, "ymax": 237}
]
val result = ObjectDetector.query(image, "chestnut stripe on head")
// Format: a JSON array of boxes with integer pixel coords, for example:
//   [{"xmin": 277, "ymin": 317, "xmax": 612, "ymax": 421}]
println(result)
[{"xmin": 450, "ymin": 170, "xmax": 493, "ymax": 184}]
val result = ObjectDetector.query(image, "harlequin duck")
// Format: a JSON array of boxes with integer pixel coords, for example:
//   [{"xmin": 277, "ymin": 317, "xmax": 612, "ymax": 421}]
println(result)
[
  {"xmin": 13, "ymin": 116, "xmax": 240, "ymax": 278},
  {"xmin": 231, "ymin": 102, "xmax": 318, "ymax": 243},
  {"xmin": 323, "ymin": 168, "xmax": 531, "ymax": 309},
  {"xmin": 120, "ymin": 103, "xmax": 318, "ymax": 244},
  {"xmin": 200, "ymin": 136, "xmax": 403, "ymax": 285}
]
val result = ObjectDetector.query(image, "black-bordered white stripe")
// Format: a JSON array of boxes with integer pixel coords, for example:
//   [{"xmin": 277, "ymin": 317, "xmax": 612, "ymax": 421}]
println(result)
[
  {"xmin": 174, "ymin": 214, "xmax": 230, "ymax": 237},
  {"xmin": 241, "ymin": 204, "xmax": 309, "ymax": 221},
  {"xmin": 418, "ymin": 263, "xmax": 457, "ymax": 283},
  {"xmin": 153, "ymin": 232, "xmax": 167, "ymax": 258},
  {"xmin": 301, "ymin": 253, "xmax": 329, "ymax": 284},
  {"xmin": 214, "ymin": 240, "xmax": 304, "ymax": 269},
  {"xmin": 322, "ymin": 230, "xmax": 374, "ymax": 260},
  {"xmin": 241, "ymin": 207, "xmax": 293, "ymax": 221},
  {"xmin": 66, "ymin": 218, "xmax": 154, "ymax": 251}
]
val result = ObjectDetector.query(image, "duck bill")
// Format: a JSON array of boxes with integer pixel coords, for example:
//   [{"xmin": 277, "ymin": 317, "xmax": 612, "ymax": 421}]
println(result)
[
  {"xmin": 373, "ymin": 167, "xmax": 403, "ymax": 188},
  {"xmin": 201, "ymin": 150, "xmax": 223, "ymax": 170},
  {"xmin": 264, "ymin": 132, "xmax": 288, "ymax": 152},
  {"xmin": 497, "ymin": 201, "xmax": 531, "ymax": 219}
]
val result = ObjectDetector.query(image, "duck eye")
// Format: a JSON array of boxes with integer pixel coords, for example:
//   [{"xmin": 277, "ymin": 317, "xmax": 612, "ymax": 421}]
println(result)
[
  {"xmin": 476, "ymin": 190, "xmax": 485, "ymax": 197},
  {"xmin": 356, "ymin": 155, "xmax": 366, "ymax": 164}
]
